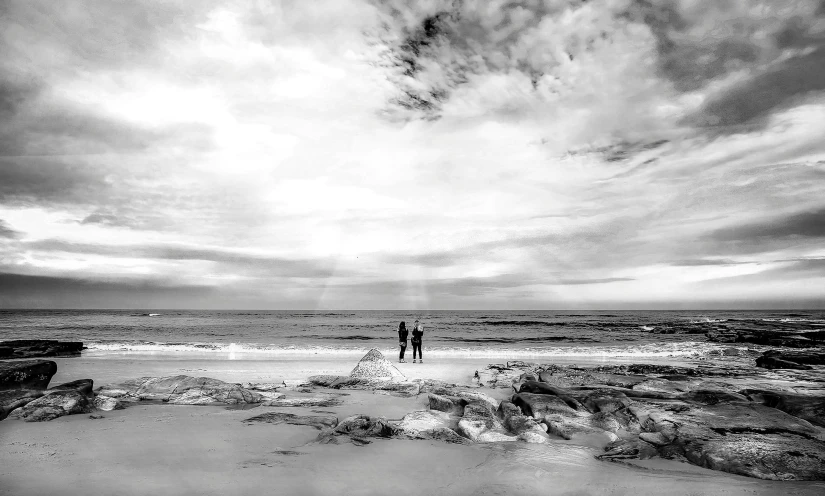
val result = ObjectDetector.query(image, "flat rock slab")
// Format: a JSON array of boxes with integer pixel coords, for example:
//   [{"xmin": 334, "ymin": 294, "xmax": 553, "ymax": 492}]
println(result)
[
  {"xmin": 96, "ymin": 375, "xmax": 261, "ymax": 405},
  {"xmin": 244, "ymin": 412, "xmax": 338, "ymax": 430},
  {"xmin": 260, "ymin": 396, "xmax": 342, "ymax": 408},
  {"xmin": 0, "ymin": 360, "xmax": 57, "ymax": 391}
]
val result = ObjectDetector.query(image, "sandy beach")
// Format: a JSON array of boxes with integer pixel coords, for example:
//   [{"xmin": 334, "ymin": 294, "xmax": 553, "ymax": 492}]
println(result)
[{"xmin": 2, "ymin": 351, "xmax": 825, "ymax": 496}]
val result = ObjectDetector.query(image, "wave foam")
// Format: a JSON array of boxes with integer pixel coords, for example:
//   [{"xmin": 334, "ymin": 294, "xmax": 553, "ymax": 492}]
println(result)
[{"xmin": 84, "ymin": 340, "xmax": 722, "ymax": 359}]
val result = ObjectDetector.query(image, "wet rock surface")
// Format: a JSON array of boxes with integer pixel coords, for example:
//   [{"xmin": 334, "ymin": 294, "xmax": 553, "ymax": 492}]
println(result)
[{"xmin": 244, "ymin": 412, "xmax": 339, "ymax": 430}]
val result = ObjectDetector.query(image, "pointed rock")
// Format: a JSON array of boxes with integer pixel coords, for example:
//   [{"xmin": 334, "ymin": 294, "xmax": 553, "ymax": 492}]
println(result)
[{"xmin": 349, "ymin": 349, "xmax": 405, "ymax": 380}]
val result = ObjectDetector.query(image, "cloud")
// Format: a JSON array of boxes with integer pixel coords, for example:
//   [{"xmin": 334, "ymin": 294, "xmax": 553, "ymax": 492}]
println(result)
[
  {"xmin": 0, "ymin": 219, "xmax": 20, "ymax": 239},
  {"xmin": 0, "ymin": 272, "xmax": 216, "ymax": 309},
  {"xmin": 710, "ymin": 207, "xmax": 825, "ymax": 242}
]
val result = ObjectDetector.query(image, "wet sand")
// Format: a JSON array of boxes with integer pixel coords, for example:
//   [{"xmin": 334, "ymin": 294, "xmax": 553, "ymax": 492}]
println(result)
[{"xmin": 2, "ymin": 352, "xmax": 825, "ymax": 496}]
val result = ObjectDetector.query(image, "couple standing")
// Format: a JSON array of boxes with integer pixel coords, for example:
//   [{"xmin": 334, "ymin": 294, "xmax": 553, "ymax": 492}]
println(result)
[{"xmin": 397, "ymin": 319, "xmax": 423, "ymax": 363}]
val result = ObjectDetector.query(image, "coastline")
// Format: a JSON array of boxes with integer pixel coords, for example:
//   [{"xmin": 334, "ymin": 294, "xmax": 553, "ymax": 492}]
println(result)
[{"xmin": 2, "ymin": 348, "xmax": 824, "ymax": 495}]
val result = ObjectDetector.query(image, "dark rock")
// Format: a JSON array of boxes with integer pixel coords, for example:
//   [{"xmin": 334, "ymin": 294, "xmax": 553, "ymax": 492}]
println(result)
[
  {"xmin": 0, "ymin": 360, "xmax": 57, "ymax": 390},
  {"xmin": 0, "ymin": 340, "xmax": 84, "ymax": 358},
  {"xmin": 761, "ymin": 350, "xmax": 825, "ymax": 366},
  {"xmin": 315, "ymin": 415, "xmax": 399, "ymax": 445},
  {"xmin": 50, "ymin": 379, "xmax": 94, "ymax": 397},
  {"xmin": 756, "ymin": 355, "xmax": 812, "ymax": 370},
  {"xmin": 680, "ymin": 389, "xmax": 749, "ymax": 405},
  {"xmin": 0, "ymin": 347, "xmax": 12, "ymax": 357},
  {"xmin": 243, "ymin": 412, "xmax": 338, "ymax": 430}
]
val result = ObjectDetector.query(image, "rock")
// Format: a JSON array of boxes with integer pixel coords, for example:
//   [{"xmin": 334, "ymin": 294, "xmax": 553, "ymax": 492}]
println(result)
[
  {"xmin": 10, "ymin": 389, "xmax": 94, "ymax": 421},
  {"xmin": 93, "ymin": 395, "xmax": 124, "ymax": 411},
  {"xmin": 756, "ymin": 355, "xmax": 813, "ymax": 370},
  {"xmin": 260, "ymin": 395, "xmax": 341, "ymax": 408},
  {"xmin": 454, "ymin": 390, "xmax": 498, "ymax": 410},
  {"xmin": 680, "ymin": 389, "xmax": 749, "ymax": 405},
  {"xmin": 457, "ymin": 402, "xmax": 507, "ymax": 442},
  {"xmin": 542, "ymin": 414, "xmax": 618, "ymax": 446},
  {"xmin": 89, "ymin": 414, "xmax": 105, "ymax": 419},
  {"xmin": 512, "ymin": 393, "xmax": 579, "ymax": 418},
  {"xmin": 315, "ymin": 415, "xmax": 398, "ymax": 445},
  {"xmin": 0, "ymin": 340, "xmax": 84, "ymax": 359},
  {"xmin": 0, "ymin": 360, "xmax": 57, "ymax": 390},
  {"xmin": 741, "ymin": 389, "xmax": 825, "ymax": 427},
  {"xmin": 96, "ymin": 375, "xmax": 261, "ymax": 405},
  {"xmin": 696, "ymin": 433, "xmax": 825, "ymax": 480},
  {"xmin": 349, "ymin": 349, "xmax": 405, "ymax": 380},
  {"xmin": 476, "ymin": 364, "xmax": 524, "ymax": 388},
  {"xmin": 394, "ymin": 410, "xmax": 452, "ymax": 438},
  {"xmin": 427, "ymin": 393, "xmax": 466, "ymax": 414},
  {"xmin": 0, "ymin": 389, "xmax": 44, "ymax": 420},
  {"xmin": 241, "ymin": 382, "xmax": 282, "ymax": 392},
  {"xmin": 50, "ymin": 379, "xmax": 94, "ymax": 397},
  {"xmin": 243, "ymin": 412, "xmax": 338, "ymax": 430},
  {"xmin": 0, "ymin": 347, "xmax": 12, "ymax": 357}
]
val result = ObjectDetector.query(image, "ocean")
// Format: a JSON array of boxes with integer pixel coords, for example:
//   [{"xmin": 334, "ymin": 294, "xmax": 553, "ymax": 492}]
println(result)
[{"xmin": 2, "ymin": 309, "xmax": 824, "ymax": 359}]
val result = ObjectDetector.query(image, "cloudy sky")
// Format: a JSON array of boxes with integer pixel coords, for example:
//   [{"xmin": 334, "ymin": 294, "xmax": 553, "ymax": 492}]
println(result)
[{"xmin": 1, "ymin": 0, "xmax": 824, "ymax": 309}]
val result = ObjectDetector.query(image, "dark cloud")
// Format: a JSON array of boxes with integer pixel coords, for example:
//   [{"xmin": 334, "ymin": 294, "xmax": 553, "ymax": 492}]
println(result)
[
  {"xmin": 710, "ymin": 207, "xmax": 825, "ymax": 242},
  {"xmin": 0, "ymin": 220, "xmax": 21, "ymax": 239},
  {"xmin": 0, "ymin": 157, "xmax": 110, "ymax": 206},
  {"xmin": 692, "ymin": 48, "xmax": 825, "ymax": 129},
  {"xmin": 0, "ymin": 272, "xmax": 215, "ymax": 309}
]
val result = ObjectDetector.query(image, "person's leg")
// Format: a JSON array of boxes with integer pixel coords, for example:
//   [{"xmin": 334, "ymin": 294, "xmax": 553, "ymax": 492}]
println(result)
[
  {"xmin": 399, "ymin": 343, "xmax": 406, "ymax": 361},
  {"xmin": 418, "ymin": 344, "xmax": 423, "ymax": 362},
  {"xmin": 412, "ymin": 344, "xmax": 418, "ymax": 360}
]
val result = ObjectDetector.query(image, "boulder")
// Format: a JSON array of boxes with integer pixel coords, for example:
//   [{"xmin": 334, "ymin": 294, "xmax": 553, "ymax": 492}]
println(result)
[
  {"xmin": 96, "ymin": 375, "xmax": 261, "ymax": 405},
  {"xmin": 0, "ymin": 360, "xmax": 57, "ymax": 390},
  {"xmin": 542, "ymin": 414, "xmax": 618, "ymax": 446},
  {"xmin": 349, "ymin": 349, "xmax": 405, "ymax": 380},
  {"xmin": 10, "ymin": 389, "xmax": 93, "ymax": 422},
  {"xmin": 427, "ymin": 393, "xmax": 466, "ymax": 414},
  {"xmin": 0, "ymin": 389, "xmax": 44, "ymax": 420},
  {"xmin": 454, "ymin": 390, "xmax": 498, "ymax": 410},
  {"xmin": 50, "ymin": 379, "xmax": 94, "ymax": 397},
  {"xmin": 394, "ymin": 410, "xmax": 455, "ymax": 439},
  {"xmin": 243, "ymin": 412, "xmax": 338, "ymax": 430}
]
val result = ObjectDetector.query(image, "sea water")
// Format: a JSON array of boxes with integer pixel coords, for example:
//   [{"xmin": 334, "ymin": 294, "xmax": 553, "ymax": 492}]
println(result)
[{"xmin": 2, "ymin": 309, "xmax": 823, "ymax": 359}]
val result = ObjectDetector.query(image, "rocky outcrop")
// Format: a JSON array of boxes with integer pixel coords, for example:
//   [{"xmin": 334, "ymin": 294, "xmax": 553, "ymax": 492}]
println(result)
[
  {"xmin": 244, "ymin": 412, "xmax": 338, "ymax": 430},
  {"xmin": 95, "ymin": 375, "xmax": 261, "ymax": 405},
  {"xmin": 0, "ymin": 340, "xmax": 84, "ymax": 359},
  {"xmin": 349, "ymin": 349, "xmax": 405, "ymax": 380},
  {"xmin": 741, "ymin": 389, "xmax": 825, "ymax": 427},
  {"xmin": 0, "ymin": 389, "xmax": 44, "ymax": 420},
  {"xmin": 0, "ymin": 360, "xmax": 57, "ymax": 390},
  {"xmin": 9, "ymin": 379, "xmax": 95, "ymax": 422}
]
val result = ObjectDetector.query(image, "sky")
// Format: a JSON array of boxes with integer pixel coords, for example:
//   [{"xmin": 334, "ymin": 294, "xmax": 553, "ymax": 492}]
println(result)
[{"xmin": 1, "ymin": 0, "xmax": 824, "ymax": 310}]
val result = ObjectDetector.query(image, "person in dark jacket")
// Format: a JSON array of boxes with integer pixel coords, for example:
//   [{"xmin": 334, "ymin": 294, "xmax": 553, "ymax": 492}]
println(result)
[
  {"xmin": 398, "ymin": 321, "xmax": 408, "ymax": 363},
  {"xmin": 411, "ymin": 319, "xmax": 423, "ymax": 363}
]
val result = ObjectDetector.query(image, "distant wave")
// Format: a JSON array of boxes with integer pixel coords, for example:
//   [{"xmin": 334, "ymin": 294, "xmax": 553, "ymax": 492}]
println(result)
[{"xmin": 440, "ymin": 336, "xmax": 598, "ymax": 343}]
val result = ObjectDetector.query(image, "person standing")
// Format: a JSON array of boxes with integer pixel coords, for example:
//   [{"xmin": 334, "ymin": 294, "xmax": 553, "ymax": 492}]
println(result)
[
  {"xmin": 397, "ymin": 321, "xmax": 408, "ymax": 363},
  {"xmin": 411, "ymin": 319, "xmax": 424, "ymax": 363}
]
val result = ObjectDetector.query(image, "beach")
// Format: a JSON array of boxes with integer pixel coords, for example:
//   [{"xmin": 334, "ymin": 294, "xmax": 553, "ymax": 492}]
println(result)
[{"xmin": 2, "ymin": 347, "xmax": 825, "ymax": 496}]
